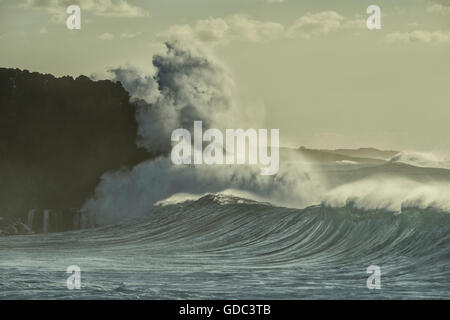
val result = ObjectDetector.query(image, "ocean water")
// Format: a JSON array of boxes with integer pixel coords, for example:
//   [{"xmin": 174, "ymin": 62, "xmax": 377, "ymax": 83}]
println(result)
[{"xmin": 0, "ymin": 194, "xmax": 449, "ymax": 299}]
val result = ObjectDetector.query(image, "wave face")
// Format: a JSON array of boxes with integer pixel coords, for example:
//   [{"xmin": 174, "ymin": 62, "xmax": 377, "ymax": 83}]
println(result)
[{"xmin": 1, "ymin": 194, "xmax": 449, "ymax": 299}]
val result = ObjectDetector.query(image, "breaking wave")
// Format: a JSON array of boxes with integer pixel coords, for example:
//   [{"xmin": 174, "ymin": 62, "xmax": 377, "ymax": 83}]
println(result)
[{"xmin": 1, "ymin": 193, "xmax": 449, "ymax": 298}]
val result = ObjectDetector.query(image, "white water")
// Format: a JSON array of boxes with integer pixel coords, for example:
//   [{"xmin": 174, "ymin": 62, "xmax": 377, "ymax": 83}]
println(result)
[{"xmin": 323, "ymin": 177, "xmax": 450, "ymax": 213}]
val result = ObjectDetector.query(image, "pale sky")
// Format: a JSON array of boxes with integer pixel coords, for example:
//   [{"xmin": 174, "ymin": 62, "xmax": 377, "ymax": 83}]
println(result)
[{"xmin": 1, "ymin": 0, "xmax": 449, "ymax": 151}]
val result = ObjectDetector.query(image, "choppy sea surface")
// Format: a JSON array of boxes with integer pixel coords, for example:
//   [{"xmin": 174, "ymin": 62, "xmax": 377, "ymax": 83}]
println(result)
[{"xmin": 0, "ymin": 194, "xmax": 449, "ymax": 299}]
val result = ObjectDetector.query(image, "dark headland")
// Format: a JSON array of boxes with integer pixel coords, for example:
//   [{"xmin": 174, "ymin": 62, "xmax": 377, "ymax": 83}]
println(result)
[{"xmin": 0, "ymin": 68, "xmax": 150, "ymax": 234}]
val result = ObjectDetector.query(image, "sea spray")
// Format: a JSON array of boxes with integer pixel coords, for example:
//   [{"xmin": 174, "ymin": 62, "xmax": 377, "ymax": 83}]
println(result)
[{"xmin": 82, "ymin": 42, "xmax": 323, "ymax": 226}]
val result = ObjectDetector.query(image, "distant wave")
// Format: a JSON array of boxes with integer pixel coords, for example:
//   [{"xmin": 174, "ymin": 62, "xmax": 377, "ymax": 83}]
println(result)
[
  {"xmin": 155, "ymin": 189, "xmax": 273, "ymax": 207},
  {"xmin": 322, "ymin": 177, "xmax": 450, "ymax": 213},
  {"xmin": 389, "ymin": 151, "xmax": 450, "ymax": 170}
]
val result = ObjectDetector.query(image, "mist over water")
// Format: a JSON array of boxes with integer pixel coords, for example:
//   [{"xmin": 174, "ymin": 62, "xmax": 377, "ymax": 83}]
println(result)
[{"xmin": 389, "ymin": 151, "xmax": 450, "ymax": 170}]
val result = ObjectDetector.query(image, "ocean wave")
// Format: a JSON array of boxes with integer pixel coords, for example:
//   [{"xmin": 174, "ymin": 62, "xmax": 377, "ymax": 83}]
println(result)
[
  {"xmin": 322, "ymin": 177, "xmax": 450, "ymax": 213},
  {"xmin": 65, "ymin": 194, "xmax": 450, "ymax": 268},
  {"xmin": 2, "ymin": 193, "xmax": 449, "ymax": 299},
  {"xmin": 389, "ymin": 151, "xmax": 450, "ymax": 170}
]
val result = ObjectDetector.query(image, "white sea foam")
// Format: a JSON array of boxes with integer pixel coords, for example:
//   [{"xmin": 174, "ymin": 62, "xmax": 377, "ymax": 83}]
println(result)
[
  {"xmin": 323, "ymin": 177, "xmax": 450, "ymax": 213},
  {"xmin": 390, "ymin": 151, "xmax": 450, "ymax": 170}
]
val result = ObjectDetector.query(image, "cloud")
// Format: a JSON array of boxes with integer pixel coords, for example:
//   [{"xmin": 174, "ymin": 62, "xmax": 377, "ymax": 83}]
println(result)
[
  {"xmin": 120, "ymin": 32, "xmax": 141, "ymax": 38},
  {"xmin": 99, "ymin": 32, "xmax": 114, "ymax": 40},
  {"xmin": 161, "ymin": 14, "xmax": 285, "ymax": 45},
  {"xmin": 287, "ymin": 11, "xmax": 344, "ymax": 39},
  {"xmin": 161, "ymin": 12, "xmax": 364, "ymax": 46},
  {"xmin": 39, "ymin": 27, "xmax": 48, "ymax": 34},
  {"xmin": 23, "ymin": 0, "xmax": 148, "ymax": 20},
  {"xmin": 342, "ymin": 17, "xmax": 367, "ymax": 30},
  {"xmin": 385, "ymin": 30, "xmax": 450, "ymax": 44},
  {"xmin": 97, "ymin": 32, "xmax": 141, "ymax": 40},
  {"xmin": 427, "ymin": 3, "xmax": 450, "ymax": 14}
]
